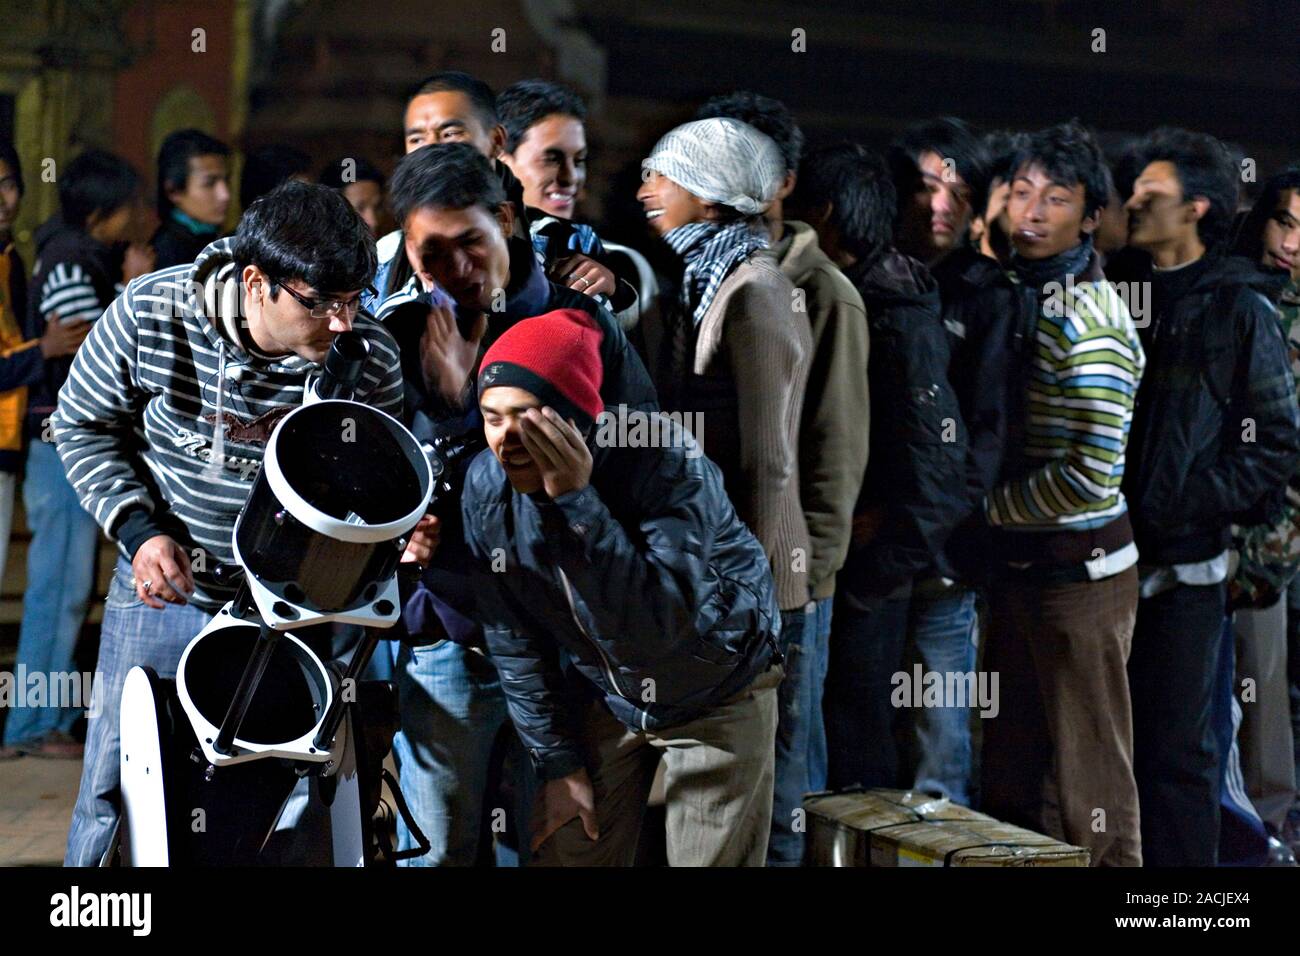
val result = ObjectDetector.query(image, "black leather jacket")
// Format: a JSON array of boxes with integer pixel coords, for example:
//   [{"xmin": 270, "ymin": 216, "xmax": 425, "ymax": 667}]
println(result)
[{"xmin": 1125, "ymin": 255, "xmax": 1300, "ymax": 564}]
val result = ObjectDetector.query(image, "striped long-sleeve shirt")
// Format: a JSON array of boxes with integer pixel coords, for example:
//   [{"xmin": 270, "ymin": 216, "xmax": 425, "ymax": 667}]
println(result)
[
  {"xmin": 986, "ymin": 274, "xmax": 1145, "ymax": 530},
  {"xmin": 39, "ymin": 261, "xmax": 108, "ymax": 325},
  {"xmin": 51, "ymin": 237, "xmax": 404, "ymax": 611}
]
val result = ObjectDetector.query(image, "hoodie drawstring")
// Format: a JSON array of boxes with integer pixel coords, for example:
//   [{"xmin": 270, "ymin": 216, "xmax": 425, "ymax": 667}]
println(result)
[{"xmin": 204, "ymin": 342, "xmax": 228, "ymax": 481}]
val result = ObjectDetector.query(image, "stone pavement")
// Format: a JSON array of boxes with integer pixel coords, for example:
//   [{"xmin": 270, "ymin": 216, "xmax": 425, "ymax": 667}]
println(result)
[{"xmin": 0, "ymin": 755, "xmax": 79, "ymax": 867}]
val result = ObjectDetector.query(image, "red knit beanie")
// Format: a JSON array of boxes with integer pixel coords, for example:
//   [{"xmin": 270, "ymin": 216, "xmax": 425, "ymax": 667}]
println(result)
[{"xmin": 477, "ymin": 308, "xmax": 605, "ymax": 429}]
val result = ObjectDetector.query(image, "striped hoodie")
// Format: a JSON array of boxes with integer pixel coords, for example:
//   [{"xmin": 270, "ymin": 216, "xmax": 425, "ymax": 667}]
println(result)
[
  {"xmin": 986, "ymin": 258, "xmax": 1145, "ymax": 531},
  {"xmin": 51, "ymin": 237, "xmax": 403, "ymax": 611}
]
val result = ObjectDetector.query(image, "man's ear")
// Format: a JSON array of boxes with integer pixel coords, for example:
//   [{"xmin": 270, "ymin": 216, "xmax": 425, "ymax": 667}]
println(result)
[
  {"xmin": 776, "ymin": 170, "xmax": 797, "ymax": 202},
  {"xmin": 495, "ymin": 200, "xmax": 516, "ymax": 237},
  {"xmin": 1187, "ymin": 195, "xmax": 1211, "ymax": 226},
  {"xmin": 1080, "ymin": 210, "xmax": 1100, "ymax": 236},
  {"xmin": 401, "ymin": 234, "xmax": 430, "ymax": 290},
  {"xmin": 489, "ymin": 124, "xmax": 508, "ymax": 160},
  {"xmin": 241, "ymin": 264, "xmax": 263, "ymax": 290}
]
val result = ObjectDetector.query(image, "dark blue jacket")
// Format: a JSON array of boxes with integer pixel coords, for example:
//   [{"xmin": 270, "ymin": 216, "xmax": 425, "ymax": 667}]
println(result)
[{"xmin": 461, "ymin": 422, "xmax": 780, "ymax": 780}]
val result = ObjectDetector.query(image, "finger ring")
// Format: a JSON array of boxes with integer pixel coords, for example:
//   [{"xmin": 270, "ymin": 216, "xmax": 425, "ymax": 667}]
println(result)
[
  {"xmin": 140, "ymin": 579, "xmax": 153, "ymax": 593},
  {"xmin": 576, "ymin": 276, "xmax": 590, "ymax": 287}
]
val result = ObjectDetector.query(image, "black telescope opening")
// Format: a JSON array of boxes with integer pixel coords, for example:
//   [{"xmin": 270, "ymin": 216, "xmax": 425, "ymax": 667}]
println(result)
[
  {"xmin": 184, "ymin": 622, "xmax": 327, "ymax": 745},
  {"xmin": 276, "ymin": 403, "xmax": 424, "ymax": 526}
]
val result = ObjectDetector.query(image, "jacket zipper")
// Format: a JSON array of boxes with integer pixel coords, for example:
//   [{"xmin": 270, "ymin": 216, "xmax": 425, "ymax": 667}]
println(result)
[{"xmin": 557, "ymin": 568, "xmax": 631, "ymax": 702}]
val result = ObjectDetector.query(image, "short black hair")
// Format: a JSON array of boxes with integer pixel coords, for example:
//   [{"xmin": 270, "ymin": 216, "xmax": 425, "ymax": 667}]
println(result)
[
  {"xmin": 59, "ymin": 149, "xmax": 140, "ymax": 231},
  {"xmin": 406, "ymin": 70, "xmax": 499, "ymax": 130},
  {"xmin": 0, "ymin": 141, "xmax": 24, "ymax": 196},
  {"xmin": 1008, "ymin": 120, "xmax": 1113, "ymax": 221},
  {"xmin": 790, "ymin": 142, "xmax": 896, "ymax": 263},
  {"xmin": 240, "ymin": 143, "xmax": 311, "ymax": 211},
  {"xmin": 982, "ymin": 130, "xmax": 1030, "ymax": 192},
  {"xmin": 156, "ymin": 128, "xmax": 229, "ymax": 215},
  {"xmin": 1131, "ymin": 126, "xmax": 1240, "ymax": 251},
  {"xmin": 389, "ymin": 142, "xmax": 507, "ymax": 227},
  {"xmin": 1234, "ymin": 164, "xmax": 1300, "ymax": 262},
  {"xmin": 318, "ymin": 156, "xmax": 386, "ymax": 192},
  {"xmin": 1102, "ymin": 133, "xmax": 1142, "ymax": 201},
  {"xmin": 695, "ymin": 90, "xmax": 804, "ymax": 173},
  {"xmin": 888, "ymin": 116, "xmax": 991, "ymax": 218},
  {"xmin": 497, "ymin": 79, "xmax": 587, "ymax": 153},
  {"xmin": 231, "ymin": 180, "xmax": 376, "ymax": 295}
]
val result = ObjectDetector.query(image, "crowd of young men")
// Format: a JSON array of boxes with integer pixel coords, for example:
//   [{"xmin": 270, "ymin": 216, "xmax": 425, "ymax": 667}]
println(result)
[{"xmin": 2, "ymin": 68, "xmax": 1299, "ymax": 868}]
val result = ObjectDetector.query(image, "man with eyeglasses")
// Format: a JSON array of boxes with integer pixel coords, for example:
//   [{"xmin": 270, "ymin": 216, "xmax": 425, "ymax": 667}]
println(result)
[{"xmin": 54, "ymin": 181, "xmax": 414, "ymax": 865}]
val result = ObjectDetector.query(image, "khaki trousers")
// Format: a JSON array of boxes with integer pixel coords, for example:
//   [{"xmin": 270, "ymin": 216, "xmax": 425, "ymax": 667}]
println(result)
[{"xmin": 533, "ymin": 666, "xmax": 781, "ymax": 867}]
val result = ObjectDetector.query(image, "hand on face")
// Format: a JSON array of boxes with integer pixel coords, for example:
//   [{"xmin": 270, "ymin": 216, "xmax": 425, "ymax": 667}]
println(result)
[{"xmin": 516, "ymin": 406, "xmax": 592, "ymax": 499}]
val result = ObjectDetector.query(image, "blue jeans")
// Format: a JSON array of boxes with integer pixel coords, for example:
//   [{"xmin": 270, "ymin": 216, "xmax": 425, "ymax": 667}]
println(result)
[
  {"xmin": 392, "ymin": 639, "xmax": 533, "ymax": 865},
  {"xmin": 1215, "ymin": 615, "xmax": 1270, "ymax": 866},
  {"xmin": 767, "ymin": 602, "xmax": 815, "ymax": 866},
  {"xmin": 5, "ymin": 440, "xmax": 99, "ymax": 746},
  {"xmin": 805, "ymin": 597, "xmax": 833, "ymax": 794},
  {"xmin": 824, "ymin": 583, "xmax": 979, "ymax": 805},
  {"xmin": 68, "ymin": 559, "xmax": 364, "ymax": 865},
  {"xmin": 66, "ymin": 559, "xmax": 213, "ymax": 865},
  {"xmin": 906, "ymin": 585, "xmax": 979, "ymax": 805}
]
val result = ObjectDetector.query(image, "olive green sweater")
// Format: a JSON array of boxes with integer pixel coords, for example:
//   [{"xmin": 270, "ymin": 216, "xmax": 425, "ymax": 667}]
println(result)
[{"xmin": 774, "ymin": 222, "xmax": 871, "ymax": 600}]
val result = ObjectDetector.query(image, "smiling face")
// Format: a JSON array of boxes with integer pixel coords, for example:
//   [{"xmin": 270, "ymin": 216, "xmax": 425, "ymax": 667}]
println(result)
[
  {"xmin": 636, "ymin": 169, "xmax": 716, "ymax": 235},
  {"xmin": 503, "ymin": 113, "xmax": 587, "ymax": 219},
  {"xmin": 404, "ymin": 92, "xmax": 505, "ymax": 159},
  {"xmin": 480, "ymin": 385, "xmax": 544, "ymax": 493},
  {"xmin": 402, "ymin": 202, "xmax": 513, "ymax": 312},
  {"xmin": 1261, "ymin": 188, "xmax": 1300, "ymax": 281},
  {"xmin": 1006, "ymin": 162, "xmax": 1096, "ymax": 260}
]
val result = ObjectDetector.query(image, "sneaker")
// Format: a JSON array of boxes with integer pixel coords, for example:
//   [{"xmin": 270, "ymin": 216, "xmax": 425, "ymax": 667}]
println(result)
[{"xmin": 28, "ymin": 730, "xmax": 84, "ymax": 760}]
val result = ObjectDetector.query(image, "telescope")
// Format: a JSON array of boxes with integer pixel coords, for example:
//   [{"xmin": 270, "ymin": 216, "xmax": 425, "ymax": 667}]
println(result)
[{"xmin": 115, "ymin": 332, "xmax": 441, "ymax": 866}]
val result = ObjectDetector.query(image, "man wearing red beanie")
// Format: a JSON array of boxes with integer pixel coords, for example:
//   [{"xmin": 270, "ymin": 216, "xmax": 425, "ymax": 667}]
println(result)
[
  {"xmin": 462, "ymin": 309, "xmax": 783, "ymax": 866},
  {"xmin": 380, "ymin": 142, "xmax": 658, "ymax": 865}
]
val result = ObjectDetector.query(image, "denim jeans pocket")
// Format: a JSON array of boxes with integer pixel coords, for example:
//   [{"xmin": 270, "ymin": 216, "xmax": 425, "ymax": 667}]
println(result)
[{"xmin": 105, "ymin": 563, "xmax": 145, "ymax": 610}]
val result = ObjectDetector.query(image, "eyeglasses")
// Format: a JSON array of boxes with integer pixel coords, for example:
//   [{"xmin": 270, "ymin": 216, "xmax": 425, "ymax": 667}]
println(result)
[{"xmin": 273, "ymin": 280, "xmax": 375, "ymax": 319}]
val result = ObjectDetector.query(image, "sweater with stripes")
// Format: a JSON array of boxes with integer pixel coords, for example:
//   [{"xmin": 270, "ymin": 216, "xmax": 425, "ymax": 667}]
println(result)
[
  {"xmin": 51, "ymin": 237, "xmax": 404, "ymax": 611},
  {"xmin": 23, "ymin": 217, "xmax": 121, "ymax": 438},
  {"xmin": 985, "ymin": 263, "xmax": 1145, "ymax": 531}
]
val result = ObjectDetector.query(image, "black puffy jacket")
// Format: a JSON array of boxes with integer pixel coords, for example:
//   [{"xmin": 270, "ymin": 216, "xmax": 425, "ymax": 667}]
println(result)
[
  {"xmin": 462, "ymin": 424, "xmax": 780, "ymax": 781},
  {"xmin": 1125, "ymin": 255, "xmax": 1300, "ymax": 565},
  {"xmin": 836, "ymin": 250, "xmax": 969, "ymax": 603}
]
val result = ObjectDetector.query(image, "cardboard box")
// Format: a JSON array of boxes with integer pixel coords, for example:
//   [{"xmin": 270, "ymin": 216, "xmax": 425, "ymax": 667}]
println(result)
[{"xmin": 805, "ymin": 788, "xmax": 1090, "ymax": 867}]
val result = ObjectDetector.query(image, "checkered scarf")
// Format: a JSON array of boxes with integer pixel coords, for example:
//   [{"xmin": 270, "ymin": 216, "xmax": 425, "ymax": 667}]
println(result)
[{"xmin": 665, "ymin": 219, "xmax": 769, "ymax": 326}]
